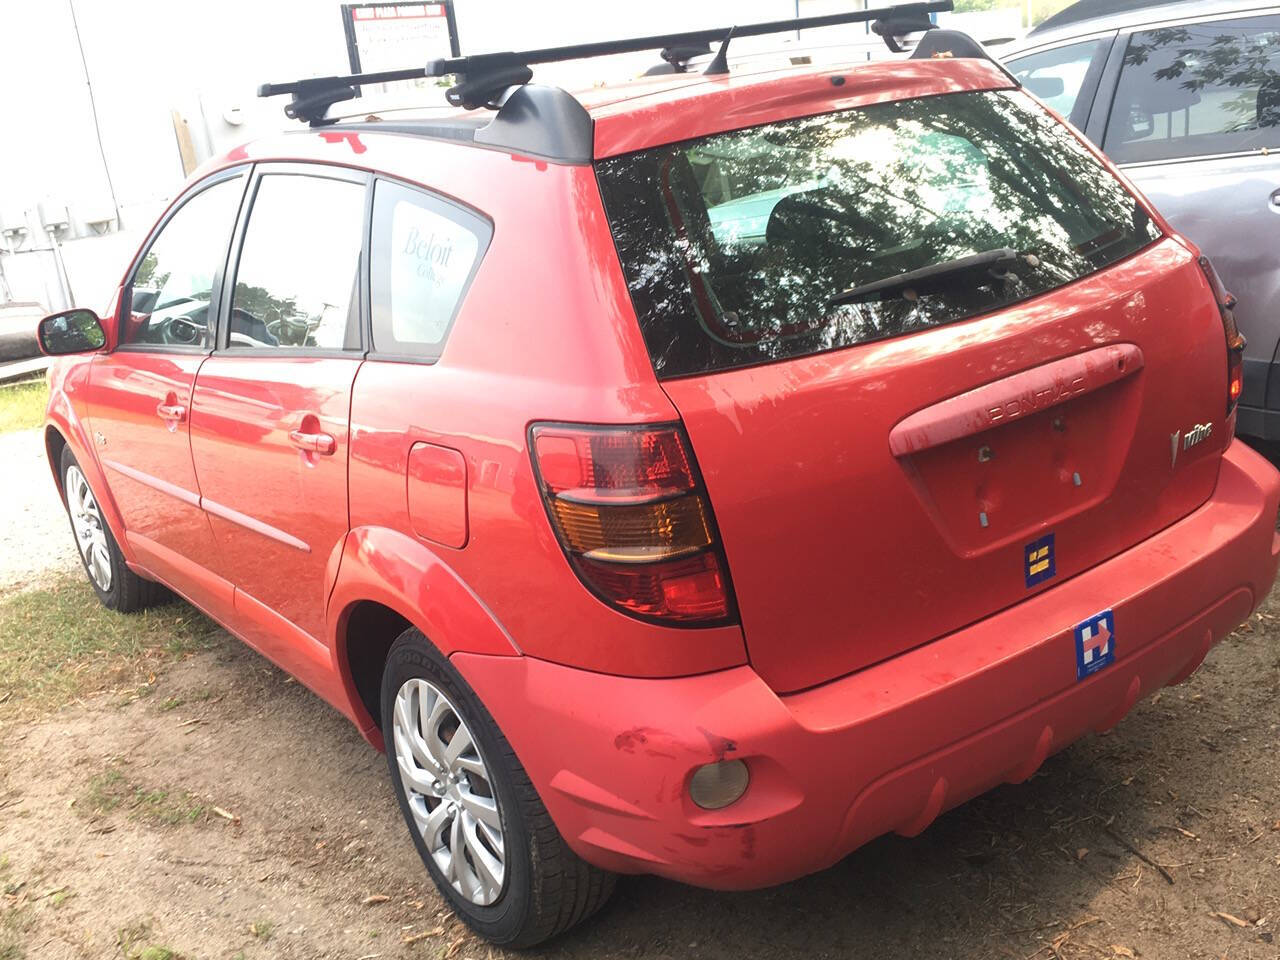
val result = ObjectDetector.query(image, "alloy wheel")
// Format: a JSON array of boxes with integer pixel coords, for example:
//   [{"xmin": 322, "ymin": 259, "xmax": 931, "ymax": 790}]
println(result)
[
  {"xmin": 392, "ymin": 677, "xmax": 507, "ymax": 906},
  {"xmin": 66, "ymin": 465, "xmax": 112, "ymax": 592}
]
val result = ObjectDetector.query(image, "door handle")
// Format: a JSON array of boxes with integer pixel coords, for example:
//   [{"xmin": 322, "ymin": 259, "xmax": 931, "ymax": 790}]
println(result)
[
  {"xmin": 156, "ymin": 402, "xmax": 187, "ymax": 422},
  {"xmin": 289, "ymin": 429, "xmax": 337, "ymax": 456}
]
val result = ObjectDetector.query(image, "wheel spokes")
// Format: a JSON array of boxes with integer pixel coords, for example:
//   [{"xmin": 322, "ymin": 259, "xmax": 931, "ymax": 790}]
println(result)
[
  {"xmin": 443, "ymin": 723, "xmax": 475, "ymax": 770},
  {"xmin": 461, "ymin": 814, "xmax": 504, "ymax": 896},
  {"xmin": 457, "ymin": 786, "xmax": 501, "ymax": 830},
  {"xmin": 420, "ymin": 798, "xmax": 452, "ymax": 850},
  {"xmin": 65, "ymin": 466, "xmax": 112, "ymax": 591},
  {"xmin": 392, "ymin": 676, "xmax": 507, "ymax": 907},
  {"xmin": 395, "ymin": 692, "xmax": 444, "ymax": 779}
]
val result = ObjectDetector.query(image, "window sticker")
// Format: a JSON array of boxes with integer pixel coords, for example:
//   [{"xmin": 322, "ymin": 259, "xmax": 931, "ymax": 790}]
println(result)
[{"xmin": 389, "ymin": 199, "xmax": 480, "ymax": 347}]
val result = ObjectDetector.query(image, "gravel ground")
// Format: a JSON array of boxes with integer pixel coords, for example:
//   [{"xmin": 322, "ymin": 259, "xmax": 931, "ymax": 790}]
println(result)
[{"xmin": 0, "ymin": 427, "xmax": 78, "ymax": 594}]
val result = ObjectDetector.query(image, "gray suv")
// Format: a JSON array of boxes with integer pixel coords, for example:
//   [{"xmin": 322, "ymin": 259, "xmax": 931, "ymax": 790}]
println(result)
[{"xmin": 1005, "ymin": 0, "xmax": 1280, "ymax": 439}]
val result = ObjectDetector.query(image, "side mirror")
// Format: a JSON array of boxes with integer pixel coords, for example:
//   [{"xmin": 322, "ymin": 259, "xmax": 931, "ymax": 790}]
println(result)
[{"xmin": 37, "ymin": 308, "xmax": 107, "ymax": 356}]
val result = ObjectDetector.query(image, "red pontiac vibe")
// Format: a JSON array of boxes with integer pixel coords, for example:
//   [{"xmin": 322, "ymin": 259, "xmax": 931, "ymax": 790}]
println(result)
[{"xmin": 35, "ymin": 8, "xmax": 1280, "ymax": 948}]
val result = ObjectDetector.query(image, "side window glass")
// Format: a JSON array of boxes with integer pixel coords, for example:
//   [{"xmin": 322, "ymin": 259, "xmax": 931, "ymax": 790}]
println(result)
[
  {"xmin": 123, "ymin": 175, "xmax": 244, "ymax": 349},
  {"xmin": 370, "ymin": 179, "xmax": 491, "ymax": 360},
  {"xmin": 1105, "ymin": 16, "xmax": 1280, "ymax": 163},
  {"xmin": 229, "ymin": 174, "xmax": 366, "ymax": 350},
  {"xmin": 1009, "ymin": 39, "xmax": 1104, "ymax": 119}
]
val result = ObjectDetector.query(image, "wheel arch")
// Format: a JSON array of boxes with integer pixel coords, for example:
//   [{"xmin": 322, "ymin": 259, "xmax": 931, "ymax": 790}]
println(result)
[
  {"xmin": 42, "ymin": 405, "xmax": 134, "ymax": 566},
  {"xmin": 44, "ymin": 425, "xmax": 68, "ymax": 502},
  {"xmin": 329, "ymin": 526, "xmax": 521, "ymax": 748}
]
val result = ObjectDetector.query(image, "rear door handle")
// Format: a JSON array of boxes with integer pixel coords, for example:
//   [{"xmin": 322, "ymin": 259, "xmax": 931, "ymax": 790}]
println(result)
[
  {"xmin": 289, "ymin": 429, "xmax": 337, "ymax": 456},
  {"xmin": 156, "ymin": 402, "xmax": 187, "ymax": 422}
]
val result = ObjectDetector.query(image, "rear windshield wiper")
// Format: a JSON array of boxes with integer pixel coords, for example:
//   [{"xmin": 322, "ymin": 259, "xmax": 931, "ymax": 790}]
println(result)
[{"xmin": 829, "ymin": 248, "xmax": 1023, "ymax": 307}]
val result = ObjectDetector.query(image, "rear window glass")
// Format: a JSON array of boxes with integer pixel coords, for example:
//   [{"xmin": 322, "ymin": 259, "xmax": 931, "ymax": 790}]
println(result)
[{"xmin": 596, "ymin": 89, "xmax": 1160, "ymax": 379}]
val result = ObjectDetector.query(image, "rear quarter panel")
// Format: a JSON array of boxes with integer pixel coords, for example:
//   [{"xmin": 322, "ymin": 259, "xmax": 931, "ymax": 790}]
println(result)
[{"xmin": 331, "ymin": 146, "xmax": 747, "ymax": 677}]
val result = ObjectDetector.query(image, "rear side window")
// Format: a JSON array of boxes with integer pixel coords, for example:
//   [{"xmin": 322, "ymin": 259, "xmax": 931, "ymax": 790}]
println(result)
[
  {"xmin": 229, "ymin": 173, "xmax": 366, "ymax": 350},
  {"xmin": 370, "ymin": 179, "xmax": 492, "ymax": 360},
  {"xmin": 596, "ymin": 90, "xmax": 1160, "ymax": 379},
  {"xmin": 1104, "ymin": 16, "xmax": 1280, "ymax": 163},
  {"xmin": 1009, "ymin": 38, "xmax": 1107, "ymax": 121}
]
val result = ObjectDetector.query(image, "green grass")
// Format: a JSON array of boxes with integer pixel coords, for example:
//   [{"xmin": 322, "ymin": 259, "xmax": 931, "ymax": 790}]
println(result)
[
  {"xmin": 0, "ymin": 574, "xmax": 219, "ymax": 718},
  {"xmin": 114, "ymin": 921, "xmax": 179, "ymax": 959},
  {"xmin": 0, "ymin": 379, "xmax": 47, "ymax": 435},
  {"xmin": 84, "ymin": 768, "xmax": 207, "ymax": 827}
]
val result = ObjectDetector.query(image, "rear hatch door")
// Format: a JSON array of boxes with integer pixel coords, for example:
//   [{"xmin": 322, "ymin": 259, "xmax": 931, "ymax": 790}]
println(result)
[{"xmin": 596, "ymin": 88, "xmax": 1230, "ymax": 693}]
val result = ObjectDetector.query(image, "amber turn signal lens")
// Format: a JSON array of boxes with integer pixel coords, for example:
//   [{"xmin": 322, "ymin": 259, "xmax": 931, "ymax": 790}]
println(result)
[{"xmin": 550, "ymin": 494, "xmax": 712, "ymax": 562}]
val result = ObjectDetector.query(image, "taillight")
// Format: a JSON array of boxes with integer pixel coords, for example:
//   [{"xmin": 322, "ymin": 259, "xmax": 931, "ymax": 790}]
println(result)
[
  {"xmin": 530, "ymin": 422, "xmax": 736, "ymax": 625},
  {"xmin": 1198, "ymin": 256, "xmax": 1246, "ymax": 416}
]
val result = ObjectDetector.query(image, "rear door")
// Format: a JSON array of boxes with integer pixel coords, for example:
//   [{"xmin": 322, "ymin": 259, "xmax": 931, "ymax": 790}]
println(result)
[
  {"xmin": 1094, "ymin": 9, "xmax": 1280, "ymax": 431},
  {"xmin": 87, "ymin": 169, "xmax": 247, "ymax": 615},
  {"xmin": 596, "ymin": 88, "xmax": 1231, "ymax": 693},
  {"xmin": 189, "ymin": 164, "xmax": 367, "ymax": 673}
]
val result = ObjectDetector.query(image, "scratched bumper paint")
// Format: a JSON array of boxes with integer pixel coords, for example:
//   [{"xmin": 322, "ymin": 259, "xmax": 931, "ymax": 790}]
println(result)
[{"xmin": 452, "ymin": 441, "xmax": 1280, "ymax": 889}]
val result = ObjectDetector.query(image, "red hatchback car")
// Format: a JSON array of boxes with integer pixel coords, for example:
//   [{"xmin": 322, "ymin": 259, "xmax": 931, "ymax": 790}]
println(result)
[{"xmin": 36, "ymin": 8, "xmax": 1280, "ymax": 947}]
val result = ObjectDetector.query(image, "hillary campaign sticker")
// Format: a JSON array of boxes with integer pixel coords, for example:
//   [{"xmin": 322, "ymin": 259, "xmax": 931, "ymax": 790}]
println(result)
[{"xmin": 1074, "ymin": 609, "xmax": 1115, "ymax": 681}]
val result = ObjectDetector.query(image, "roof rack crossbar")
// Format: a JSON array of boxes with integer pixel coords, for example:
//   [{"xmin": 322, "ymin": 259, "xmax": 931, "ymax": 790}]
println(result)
[
  {"xmin": 260, "ymin": 1, "xmax": 953, "ymax": 121},
  {"xmin": 424, "ymin": 1, "xmax": 951, "ymax": 77}
]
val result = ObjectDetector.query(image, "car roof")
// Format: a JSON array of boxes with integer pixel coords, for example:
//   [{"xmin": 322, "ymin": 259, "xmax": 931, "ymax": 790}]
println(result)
[
  {"xmin": 1023, "ymin": 0, "xmax": 1275, "ymax": 45},
  {"xmin": 304, "ymin": 55, "xmax": 1013, "ymax": 165}
]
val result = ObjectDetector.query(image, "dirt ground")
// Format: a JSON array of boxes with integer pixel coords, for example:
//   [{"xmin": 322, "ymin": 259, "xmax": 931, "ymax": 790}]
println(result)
[{"xmin": 2, "ymin": 425, "xmax": 1279, "ymax": 960}]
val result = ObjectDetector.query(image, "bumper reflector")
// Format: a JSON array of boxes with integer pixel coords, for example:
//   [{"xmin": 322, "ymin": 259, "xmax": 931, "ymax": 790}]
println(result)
[{"xmin": 689, "ymin": 759, "xmax": 749, "ymax": 810}]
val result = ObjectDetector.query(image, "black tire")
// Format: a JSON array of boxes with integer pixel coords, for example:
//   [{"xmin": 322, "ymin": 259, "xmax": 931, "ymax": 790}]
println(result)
[
  {"xmin": 59, "ymin": 446, "xmax": 171, "ymax": 613},
  {"xmin": 381, "ymin": 629, "xmax": 615, "ymax": 947}
]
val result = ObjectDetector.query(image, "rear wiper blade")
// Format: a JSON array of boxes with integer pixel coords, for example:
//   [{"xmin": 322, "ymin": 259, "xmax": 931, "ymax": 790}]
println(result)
[{"xmin": 829, "ymin": 247, "xmax": 1022, "ymax": 307}]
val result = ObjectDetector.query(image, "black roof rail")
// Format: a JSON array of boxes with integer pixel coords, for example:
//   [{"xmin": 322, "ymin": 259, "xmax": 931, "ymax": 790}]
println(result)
[{"xmin": 259, "ymin": 1, "xmax": 953, "ymax": 124}]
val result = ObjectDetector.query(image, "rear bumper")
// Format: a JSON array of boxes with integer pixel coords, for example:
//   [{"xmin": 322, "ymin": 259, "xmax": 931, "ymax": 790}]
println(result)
[{"xmin": 454, "ymin": 440, "xmax": 1280, "ymax": 890}]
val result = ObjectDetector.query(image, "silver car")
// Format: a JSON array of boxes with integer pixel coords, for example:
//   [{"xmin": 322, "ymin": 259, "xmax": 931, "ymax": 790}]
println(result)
[{"xmin": 1005, "ymin": 0, "xmax": 1280, "ymax": 440}]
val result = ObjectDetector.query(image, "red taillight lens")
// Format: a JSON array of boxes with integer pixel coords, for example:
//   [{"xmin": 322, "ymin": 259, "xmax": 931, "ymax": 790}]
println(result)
[
  {"xmin": 531, "ymin": 422, "xmax": 736, "ymax": 625},
  {"xmin": 1199, "ymin": 256, "xmax": 1245, "ymax": 416},
  {"xmin": 574, "ymin": 552, "xmax": 730, "ymax": 621},
  {"xmin": 533, "ymin": 426, "xmax": 695, "ymax": 497}
]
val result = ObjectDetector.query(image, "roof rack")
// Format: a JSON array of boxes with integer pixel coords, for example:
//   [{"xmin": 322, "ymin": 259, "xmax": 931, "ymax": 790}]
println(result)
[{"xmin": 260, "ymin": 1, "xmax": 953, "ymax": 124}]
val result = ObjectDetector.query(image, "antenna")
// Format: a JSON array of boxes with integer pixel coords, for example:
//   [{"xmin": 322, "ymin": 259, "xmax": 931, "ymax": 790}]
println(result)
[{"xmin": 703, "ymin": 27, "xmax": 736, "ymax": 77}]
